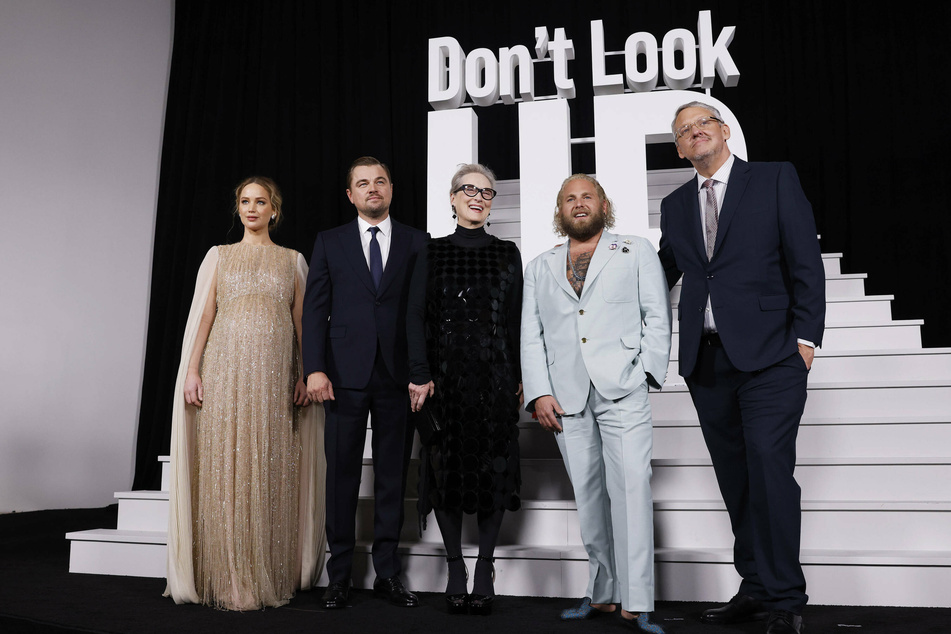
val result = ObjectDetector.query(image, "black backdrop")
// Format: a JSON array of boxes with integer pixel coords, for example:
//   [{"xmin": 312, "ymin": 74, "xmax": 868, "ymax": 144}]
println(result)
[{"xmin": 133, "ymin": 0, "xmax": 951, "ymax": 489}]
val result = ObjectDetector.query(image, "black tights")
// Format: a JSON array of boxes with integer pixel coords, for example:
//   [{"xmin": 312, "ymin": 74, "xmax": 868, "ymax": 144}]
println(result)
[{"xmin": 434, "ymin": 507, "xmax": 505, "ymax": 596}]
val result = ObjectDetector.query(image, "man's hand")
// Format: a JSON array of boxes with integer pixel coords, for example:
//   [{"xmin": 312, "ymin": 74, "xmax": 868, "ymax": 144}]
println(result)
[
  {"xmin": 306, "ymin": 371, "xmax": 335, "ymax": 403},
  {"xmin": 534, "ymin": 395, "xmax": 565, "ymax": 433},
  {"xmin": 408, "ymin": 381, "xmax": 435, "ymax": 412},
  {"xmin": 798, "ymin": 343, "xmax": 814, "ymax": 370}
]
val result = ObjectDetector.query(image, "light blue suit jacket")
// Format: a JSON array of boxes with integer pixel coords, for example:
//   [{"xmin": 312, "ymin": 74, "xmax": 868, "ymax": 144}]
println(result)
[{"xmin": 521, "ymin": 232, "xmax": 672, "ymax": 415}]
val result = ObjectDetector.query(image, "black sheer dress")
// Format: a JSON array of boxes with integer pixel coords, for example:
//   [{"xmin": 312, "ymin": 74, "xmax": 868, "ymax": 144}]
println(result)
[{"xmin": 407, "ymin": 225, "xmax": 522, "ymax": 518}]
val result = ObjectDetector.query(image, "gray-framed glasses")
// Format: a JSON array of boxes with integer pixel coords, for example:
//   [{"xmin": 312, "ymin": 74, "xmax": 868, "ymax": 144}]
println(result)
[
  {"xmin": 454, "ymin": 184, "xmax": 497, "ymax": 200},
  {"xmin": 675, "ymin": 116, "xmax": 724, "ymax": 140}
]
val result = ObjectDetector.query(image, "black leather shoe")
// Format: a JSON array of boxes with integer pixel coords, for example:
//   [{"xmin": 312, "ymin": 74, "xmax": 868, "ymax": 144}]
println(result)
[
  {"xmin": 767, "ymin": 610, "xmax": 804, "ymax": 633},
  {"xmin": 321, "ymin": 581, "xmax": 350, "ymax": 609},
  {"xmin": 373, "ymin": 576, "xmax": 420, "ymax": 607},
  {"xmin": 701, "ymin": 594, "xmax": 769, "ymax": 624}
]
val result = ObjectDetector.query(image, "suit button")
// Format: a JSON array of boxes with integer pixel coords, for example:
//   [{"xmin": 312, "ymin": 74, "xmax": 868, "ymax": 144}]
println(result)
[
  {"xmin": 581, "ymin": 337, "xmax": 587, "ymax": 343},
  {"xmin": 579, "ymin": 309, "xmax": 585, "ymax": 315},
  {"xmin": 375, "ymin": 301, "xmax": 381, "ymax": 306}
]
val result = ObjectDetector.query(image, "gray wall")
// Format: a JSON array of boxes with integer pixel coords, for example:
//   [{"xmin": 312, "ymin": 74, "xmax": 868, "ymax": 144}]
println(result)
[{"xmin": 0, "ymin": 0, "xmax": 173, "ymax": 512}]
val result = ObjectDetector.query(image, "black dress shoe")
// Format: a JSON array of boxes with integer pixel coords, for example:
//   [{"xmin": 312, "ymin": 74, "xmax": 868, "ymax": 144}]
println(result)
[
  {"xmin": 321, "ymin": 581, "xmax": 350, "ymax": 609},
  {"xmin": 767, "ymin": 610, "xmax": 804, "ymax": 633},
  {"xmin": 701, "ymin": 594, "xmax": 769, "ymax": 624},
  {"xmin": 373, "ymin": 576, "xmax": 420, "ymax": 607}
]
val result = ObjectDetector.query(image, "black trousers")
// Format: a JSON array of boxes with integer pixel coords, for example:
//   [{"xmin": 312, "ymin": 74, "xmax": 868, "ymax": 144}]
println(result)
[
  {"xmin": 685, "ymin": 338, "xmax": 809, "ymax": 614},
  {"xmin": 323, "ymin": 349, "xmax": 414, "ymax": 583}
]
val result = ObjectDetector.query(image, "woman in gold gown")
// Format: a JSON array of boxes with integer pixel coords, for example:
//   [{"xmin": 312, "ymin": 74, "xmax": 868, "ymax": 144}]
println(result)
[{"xmin": 165, "ymin": 177, "xmax": 325, "ymax": 610}]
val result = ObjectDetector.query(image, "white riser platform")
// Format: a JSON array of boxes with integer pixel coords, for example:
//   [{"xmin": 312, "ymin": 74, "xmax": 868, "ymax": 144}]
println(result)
[
  {"xmin": 314, "ymin": 543, "xmax": 951, "ymax": 608},
  {"xmin": 67, "ymin": 179, "xmax": 951, "ymax": 607}
]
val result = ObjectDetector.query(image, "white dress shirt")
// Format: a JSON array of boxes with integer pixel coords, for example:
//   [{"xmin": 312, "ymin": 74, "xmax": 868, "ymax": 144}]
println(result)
[{"xmin": 357, "ymin": 215, "xmax": 392, "ymax": 270}]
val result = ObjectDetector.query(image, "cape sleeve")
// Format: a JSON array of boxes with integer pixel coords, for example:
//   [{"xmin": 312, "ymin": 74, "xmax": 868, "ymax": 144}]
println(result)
[
  {"xmin": 164, "ymin": 246, "xmax": 218, "ymax": 604},
  {"xmin": 294, "ymin": 251, "xmax": 327, "ymax": 589}
]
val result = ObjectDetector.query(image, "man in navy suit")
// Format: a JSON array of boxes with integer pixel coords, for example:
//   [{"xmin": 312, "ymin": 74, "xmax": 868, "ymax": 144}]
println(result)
[
  {"xmin": 658, "ymin": 102, "xmax": 825, "ymax": 634},
  {"xmin": 303, "ymin": 156, "xmax": 427, "ymax": 609}
]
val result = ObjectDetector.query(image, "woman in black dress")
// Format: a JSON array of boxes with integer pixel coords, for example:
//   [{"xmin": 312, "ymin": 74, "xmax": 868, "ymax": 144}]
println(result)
[{"xmin": 407, "ymin": 163, "xmax": 523, "ymax": 615}]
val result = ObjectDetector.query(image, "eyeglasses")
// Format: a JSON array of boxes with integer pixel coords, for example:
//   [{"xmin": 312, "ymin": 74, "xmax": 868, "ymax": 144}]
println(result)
[
  {"xmin": 453, "ymin": 184, "xmax": 497, "ymax": 200},
  {"xmin": 674, "ymin": 116, "xmax": 724, "ymax": 140}
]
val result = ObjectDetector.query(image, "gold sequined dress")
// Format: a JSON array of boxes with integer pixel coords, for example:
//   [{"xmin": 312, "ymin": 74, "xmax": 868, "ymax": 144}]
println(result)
[{"xmin": 193, "ymin": 243, "xmax": 304, "ymax": 610}]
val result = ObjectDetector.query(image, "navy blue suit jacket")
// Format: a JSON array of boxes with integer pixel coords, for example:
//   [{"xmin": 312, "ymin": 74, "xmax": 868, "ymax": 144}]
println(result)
[
  {"xmin": 659, "ymin": 158, "xmax": 826, "ymax": 377},
  {"xmin": 302, "ymin": 218, "xmax": 427, "ymax": 389}
]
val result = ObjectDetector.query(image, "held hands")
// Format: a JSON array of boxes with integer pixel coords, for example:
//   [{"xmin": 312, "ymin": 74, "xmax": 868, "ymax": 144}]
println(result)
[
  {"xmin": 517, "ymin": 382, "xmax": 524, "ymax": 408},
  {"xmin": 184, "ymin": 370, "xmax": 203, "ymax": 407},
  {"xmin": 798, "ymin": 343, "xmax": 815, "ymax": 370},
  {"xmin": 408, "ymin": 381, "xmax": 435, "ymax": 413},
  {"xmin": 293, "ymin": 378, "xmax": 311, "ymax": 406},
  {"xmin": 306, "ymin": 371, "xmax": 335, "ymax": 403},
  {"xmin": 534, "ymin": 395, "xmax": 565, "ymax": 433}
]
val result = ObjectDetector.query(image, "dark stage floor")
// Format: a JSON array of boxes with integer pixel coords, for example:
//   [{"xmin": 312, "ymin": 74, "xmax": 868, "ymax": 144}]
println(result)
[{"xmin": 0, "ymin": 505, "xmax": 947, "ymax": 633}]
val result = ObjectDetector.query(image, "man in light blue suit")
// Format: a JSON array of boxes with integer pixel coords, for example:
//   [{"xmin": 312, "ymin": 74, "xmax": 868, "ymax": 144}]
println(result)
[{"xmin": 521, "ymin": 174, "xmax": 671, "ymax": 633}]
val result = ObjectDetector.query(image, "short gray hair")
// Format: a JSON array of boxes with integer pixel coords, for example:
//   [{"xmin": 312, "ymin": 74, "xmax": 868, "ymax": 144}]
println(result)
[
  {"xmin": 449, "ymin": 163, "xmax": 496, "ymax": 195},
  {"xmin": 671, "ymin": 101, "xmax": 723, "ymax": 136}
]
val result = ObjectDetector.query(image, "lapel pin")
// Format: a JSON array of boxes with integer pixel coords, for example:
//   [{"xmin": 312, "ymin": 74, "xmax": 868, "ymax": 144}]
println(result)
[
  {"xmin": 623, "ymin": 239, "xmax": 632, "ymax": 244},
  {"xmin": 609, "ymin": 242, "xmax": 618, "ymax": 250},
  {"xmin": 622, "ymin": 247, "xmax": 629, "ymax": 253}
]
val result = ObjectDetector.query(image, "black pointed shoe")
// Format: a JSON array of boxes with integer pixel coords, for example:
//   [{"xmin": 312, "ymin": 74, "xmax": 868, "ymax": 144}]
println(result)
[
  {"xmin": 373, "ymin": 575, "xmax": 420, "ymax": 607},
  {"xmin": 700, "ymin": 594, "xmax": 769, "ymax": 624}
]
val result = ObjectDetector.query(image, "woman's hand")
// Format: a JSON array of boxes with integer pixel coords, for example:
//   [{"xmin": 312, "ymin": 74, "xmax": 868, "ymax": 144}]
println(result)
[
  {"xmin": 408, "ymin": 381, "xmax": 435, "ymax": 412},
  {"xmin": 294, "ymin": 378, "xmax": 311, "ymax": 406},
  {"xmin": 516, "ymin": 382, "xmax": 524, "ymax": 408},
  {"xmin": 184, "ymin": 370, "xmax": 203, "ymax": 407}
]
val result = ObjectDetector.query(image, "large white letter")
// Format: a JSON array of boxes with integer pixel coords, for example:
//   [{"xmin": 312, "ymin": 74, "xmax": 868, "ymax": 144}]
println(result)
[
  {"xmin": 624, "ymin": 32, "xmax": 659, "ymax": 93},
  {"xmin": 661, "ymin": 29, "xmax": 697, "ymax": 91},
  {"xmin": 549, "ymin": 27, "xmax": 576, "ymax": 100},
  {"xmin": 429, "ymin": 36, "xmax": 466, "ymax": 111},
  {"xmin": 499, "ymin": 45, "xmax": 534, "ymax": 105},
  {"xmin": 697, "ymin": 10, "xmax": 740, "ymax": 88},
  {"xmin": 591, "ymin": 20, "xmax": 623, "ymax": 96},
  {"xmin": 593, "ymin": 90, "xmax": 747, "ymax": 248},
  {"xmin": 466, "ymin": 48, "xmax": 500, "ymax": 107},
  {"xmin": 427, "ymin": 109, "xmax": 478, "ymax": 237}
]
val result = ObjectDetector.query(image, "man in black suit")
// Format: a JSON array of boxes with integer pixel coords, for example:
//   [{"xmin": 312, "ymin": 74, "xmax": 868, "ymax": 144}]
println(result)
[
  {"xmin": 303, "ymin": 156, "xmax": 427, "ymax": 609},
  {"xmin": 658, "ymin": 102, "xmax": 825, "ymax": 634}
]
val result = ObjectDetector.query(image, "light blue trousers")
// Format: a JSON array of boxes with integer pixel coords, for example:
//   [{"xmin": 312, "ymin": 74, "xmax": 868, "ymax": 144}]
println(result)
[{"xmin": 555, "ymin": 381, "xmax": 655, "ymax": 612}]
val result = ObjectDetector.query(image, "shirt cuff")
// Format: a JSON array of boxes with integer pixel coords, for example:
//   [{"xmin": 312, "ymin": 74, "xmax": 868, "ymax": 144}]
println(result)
[{"xmin": 797, "ymin": 339, "xmax": 816, "ymax": 348}]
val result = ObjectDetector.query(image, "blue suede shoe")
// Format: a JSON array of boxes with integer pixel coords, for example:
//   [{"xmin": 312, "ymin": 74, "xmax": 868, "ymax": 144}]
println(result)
[
  {"xmin": 622, "ymin": 612, "xmax": 666, "ymax": 634},
  {"xmin": 559, "ymin": 597, "xmax": 603, "ymax": 620}
]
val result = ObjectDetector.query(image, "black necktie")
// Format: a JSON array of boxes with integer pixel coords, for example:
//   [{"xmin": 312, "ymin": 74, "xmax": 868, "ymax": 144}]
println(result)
[{"xmin": 368, "ymin": 226, "xmax": 383, "ymax": 289}]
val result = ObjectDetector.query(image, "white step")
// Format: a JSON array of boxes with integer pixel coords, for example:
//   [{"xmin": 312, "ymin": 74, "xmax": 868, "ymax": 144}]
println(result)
[
  {"xmin": 649, "ymin": 457, "xmax": 951, "ymax": 503},
  {"xmin": 159, "ymin": 455, "xmax": 170, "ymax": 492},
  {"xmin": 650, "ymin": 381, "xmax": 951, "ymax": 419},
  {"xmin": 668, "ymin": 320, "xmax": 923, "ymax": 354},
  {"xmin": 654, "ymin": 417, "xmax": 951, "ymax": 460},
  {"xmin": 115, "ymin": 491, "xmax": 168, "ymax": 532},
  {"xmin": 667, "ymin": 274, "xmax": 869, "ymax": 304},
  {"xmin": 822, "ymin": 253, "xmax": 842, "ymax": 276},
  {"xmin": 672, "ymin": 295, "xmax": 896, "ymax": 325},
  {"xmin": 66, "ymin": 528, "xmax": 166, "ymax": 577},
  {"xmin": 654, "ymin": 500, "xmax": 951, "ymax": 551},
  {"xmin": 315, "ymin": 542, "xmax": 951, "ymax": 608},
  {"xmin": 666, "ymin": 347, "xmax": 951, "ymax": 384}
]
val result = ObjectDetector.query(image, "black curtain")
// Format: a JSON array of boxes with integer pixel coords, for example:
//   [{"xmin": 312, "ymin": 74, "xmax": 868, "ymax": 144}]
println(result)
[{"xmin": 134, "ymin": 0, "xmax": 951, "ymax": 489}]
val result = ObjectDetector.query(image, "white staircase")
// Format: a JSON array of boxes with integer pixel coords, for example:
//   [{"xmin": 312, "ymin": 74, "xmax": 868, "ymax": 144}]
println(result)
[{"xmin": 68, "ymin": 170, "xmax": 951, "ymax": 608}]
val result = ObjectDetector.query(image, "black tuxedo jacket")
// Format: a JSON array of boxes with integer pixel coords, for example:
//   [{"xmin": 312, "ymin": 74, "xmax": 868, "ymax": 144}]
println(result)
[
  {"xmin": 302, "ymin": 218, "xmax": 427, "ymax": 389},
  {"xmin": 659, "ymin": 158, "xmax": 826, "ymax": 377}
]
